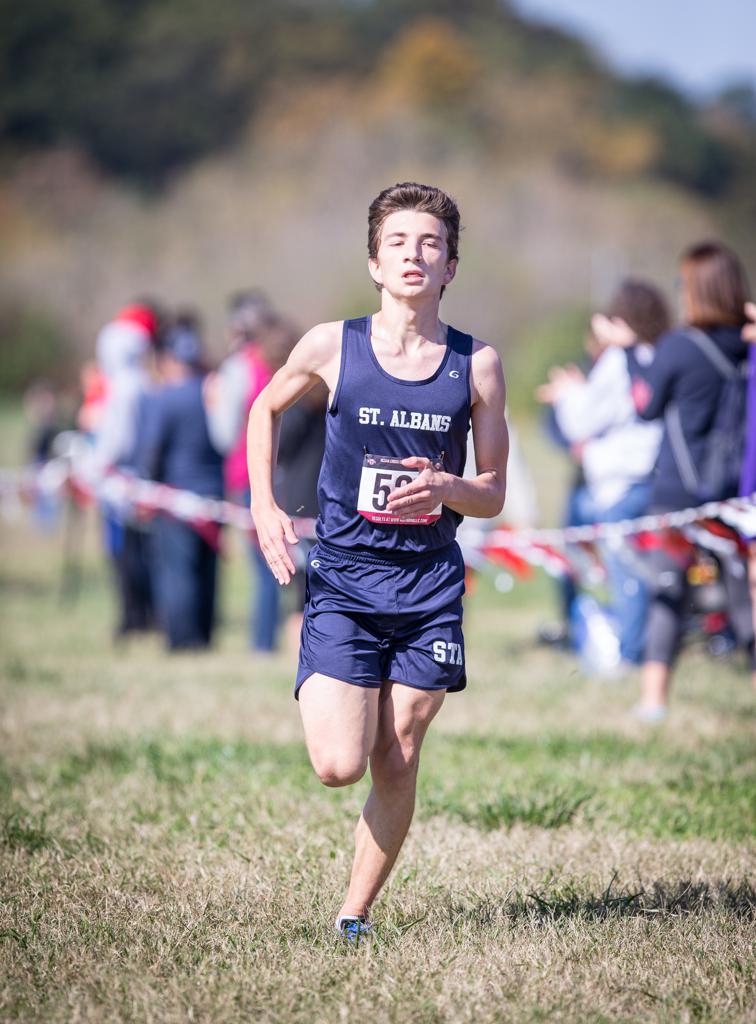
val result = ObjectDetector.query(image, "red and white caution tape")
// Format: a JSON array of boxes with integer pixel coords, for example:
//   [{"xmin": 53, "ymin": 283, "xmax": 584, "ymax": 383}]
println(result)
[
  {"xmin": 0, "ymin": 461, "xmax": 317, "ymax": 539},
  {"xmin": 2, "ymin": 455, "xmax": 754, "ymax": 574}
]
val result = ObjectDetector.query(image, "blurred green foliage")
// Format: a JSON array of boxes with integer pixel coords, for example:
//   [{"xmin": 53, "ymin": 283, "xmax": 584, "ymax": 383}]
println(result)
[
  {"xmin": 506, "ymin": 305, "xmax": 589, "ymax": 417},
  {"xmin": 604, "ymin": 78, "xmax": 733, "ymax": 196},
  {"xmin": 0, "ymin": 0, "xmax": 753, "ymax": 197},
  {"xmin": 0, "ymin": 303, "xmax": 73, "ymax": 395}
]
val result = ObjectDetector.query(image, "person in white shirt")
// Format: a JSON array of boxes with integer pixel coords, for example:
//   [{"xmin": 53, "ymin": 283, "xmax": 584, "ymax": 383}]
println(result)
[{"xmin": 537, "ymin": 279, "xmax": 670, "ymax": 668}]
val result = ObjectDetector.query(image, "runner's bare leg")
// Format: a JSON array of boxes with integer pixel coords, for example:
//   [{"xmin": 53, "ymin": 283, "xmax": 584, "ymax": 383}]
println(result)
[
  {"xmin": 298, "ymin": 673, "xmax": 380, "ymax": 787},
  {"xmin": 338, "ymin": 682, "xmax": 445, "ymax": 919}
]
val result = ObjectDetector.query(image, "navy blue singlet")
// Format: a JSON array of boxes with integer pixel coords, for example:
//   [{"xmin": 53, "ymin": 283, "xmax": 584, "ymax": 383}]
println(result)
[{"xmin": 316, "ymin": 315, "xmax": 473, "ymax": 556}]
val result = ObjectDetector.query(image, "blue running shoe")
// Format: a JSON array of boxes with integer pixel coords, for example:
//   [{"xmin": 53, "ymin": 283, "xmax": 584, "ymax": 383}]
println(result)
[{"xmin": 335, "ymin": 915, "xmax": 373, "ymax": 944}]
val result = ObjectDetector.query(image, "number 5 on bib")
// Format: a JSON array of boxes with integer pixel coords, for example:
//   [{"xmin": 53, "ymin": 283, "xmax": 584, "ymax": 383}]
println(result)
[{"xmin": 357, "ymin": 453, "xmax": 443, "ymax": 526}]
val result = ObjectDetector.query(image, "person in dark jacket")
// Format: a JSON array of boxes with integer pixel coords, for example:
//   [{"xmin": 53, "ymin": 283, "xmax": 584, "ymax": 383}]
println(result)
[
  {"xmin": 595, "ymin": 241, "xmax": 753, "ymax": 719},
  {"xmin": 276, "ymin": 384, "xmax": 328, "ymax": 648},
  {"xmin": 137, "ymin": 325, "xmax": 224, "ymax": 651}
]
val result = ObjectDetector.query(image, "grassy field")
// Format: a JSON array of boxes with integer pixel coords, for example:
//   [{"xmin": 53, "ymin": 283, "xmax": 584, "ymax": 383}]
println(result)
[{"xmin": 1, "ymin": 473, "xmax": 755, "ymax": 1021}]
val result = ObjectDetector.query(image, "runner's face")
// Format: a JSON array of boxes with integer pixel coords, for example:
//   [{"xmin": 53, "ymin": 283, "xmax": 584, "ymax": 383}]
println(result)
[{"xmin": 369, "ymin": 210, "xmax": 457, "ymax": 299}]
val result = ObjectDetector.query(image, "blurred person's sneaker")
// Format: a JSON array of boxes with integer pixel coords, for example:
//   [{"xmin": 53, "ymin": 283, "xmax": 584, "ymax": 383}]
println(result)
[
  {"xmin": 335, "ymin": 915, "xmax": 373, "ymax": 945},
  {"xmin": 598, "ymin": 659, "xmax": 640, "ymax": 682},
  {"xmin": 536, "ymin": 622, "xmax": 571, "ymax": 650},
  {"xmin": 632, "ymin": 703, "xmax": 668, "ymax": 724}
]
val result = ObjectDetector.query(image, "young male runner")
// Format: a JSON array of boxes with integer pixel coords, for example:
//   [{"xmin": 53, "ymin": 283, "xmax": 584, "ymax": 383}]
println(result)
[{"xmin": 247, "ymin": 182, "xmax": 509, "ymax": 939}]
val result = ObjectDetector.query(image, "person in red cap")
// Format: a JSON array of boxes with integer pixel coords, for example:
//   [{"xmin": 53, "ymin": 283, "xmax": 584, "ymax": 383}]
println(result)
[
  {"xmin": 93, "ymin": 300, "xmax": 161, "ymax": 639},
  {"xmin": 115, "ymin": 304, "xmax": 159, "ymax": 340}
]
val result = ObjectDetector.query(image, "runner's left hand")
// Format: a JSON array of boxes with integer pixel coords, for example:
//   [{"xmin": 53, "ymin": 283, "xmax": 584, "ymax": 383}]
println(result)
[{"xmin": 386, "ymin": 457, "xmax": 449, "ymax": 518}]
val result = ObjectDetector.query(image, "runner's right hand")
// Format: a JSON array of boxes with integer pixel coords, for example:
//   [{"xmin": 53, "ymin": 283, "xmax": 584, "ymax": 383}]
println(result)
[{"xmin": 251, "ymin": 503, "xmax": 299, "ymax": 585}]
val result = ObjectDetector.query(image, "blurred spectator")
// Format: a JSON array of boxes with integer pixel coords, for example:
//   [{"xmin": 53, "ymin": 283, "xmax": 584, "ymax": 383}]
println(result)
[
  {"xmin": 94, "ymin": 302, "xmax": 160, "ymax": 638},
  {"xmin": 23, "ymin": 379, "xmax": 63, "ymax": 529},
  {"xmin": 205, "ymin": 290, "xmax": 275, "ymax": 477},
  {"xmin": 77, "ymin": 361, "xmax": 108, "ymax": 437},
  {"xmin": 598, "ymin": 242, "xmax": 753, "ymax": 719},
  {"xmin": 137, "ymin": 324, "xmax": 224, "ymax": 651},
  {"xmin": 173, "ymin": 307, "xmax": 207, "ymax": 354},
  {"xmin": 538, "ymin": 279, "xmax": 670, "ymax": 668},
  {"xmin": 740, "ymin": 300, "xmax": 756, "ymax": 503},
  {"xmin": 204, "ymin": 292, "xmax": 290, "ymax": 651},
  {"xmin": 277, "ymin": 384, "xmax": 327, "ymax": 649},
  {"xmin": 93, "ymin": 304, "xmax": 160, "ymax": 473},
  {"xmin": 24, "ymin": 379, "xmax": 61, "ymax": 464},
  {"xmin": 456, "ymin": 420, "xmax": 538, "ymax": 601},
  {"xmin": 246, "ymin": 316, "xmax": 301, "ymax": 649},
  {"xmin": 535, "ymin": 332, "xmax": 604, "ymax": 650},
  {"xmin": 739, "ymin": 300, "xmax": 756, "ymax": 691}
]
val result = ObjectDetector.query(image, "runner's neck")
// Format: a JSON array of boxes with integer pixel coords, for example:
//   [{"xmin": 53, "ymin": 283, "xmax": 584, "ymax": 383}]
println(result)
[{"xmin": 372, "ymin": 300, "xmax": 446, "ymax": 357}]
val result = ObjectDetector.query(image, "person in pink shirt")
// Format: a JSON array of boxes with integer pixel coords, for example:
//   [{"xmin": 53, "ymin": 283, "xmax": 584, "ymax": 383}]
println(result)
[
  {"xmin": 205, "ymin": 292, "xmax": 294, "ymax": 650},
  {"xmin": 221, "ymin": 295, "xmax": 275, "ymax": 497}
]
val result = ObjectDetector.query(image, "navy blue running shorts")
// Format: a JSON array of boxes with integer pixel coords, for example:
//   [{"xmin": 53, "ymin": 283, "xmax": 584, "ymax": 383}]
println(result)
[{"xmin": 295, "ymin": 540, "xmax": 466, "ymax": 699}]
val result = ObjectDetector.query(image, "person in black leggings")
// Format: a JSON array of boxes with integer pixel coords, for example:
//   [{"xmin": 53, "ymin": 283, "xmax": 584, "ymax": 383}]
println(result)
[{"xmin": 594, "ymin": 241, "xmax": 752, "ymax": 719}]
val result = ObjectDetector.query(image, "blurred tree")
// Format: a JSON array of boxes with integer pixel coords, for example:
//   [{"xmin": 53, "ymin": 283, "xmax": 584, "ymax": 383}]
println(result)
[
  {"xmin": 375, "ymin": 18, "xmax": 481, "ymax": 113},
  {"xmin": 0, "ymin": 301, "xmax": 73, "ymax": 395},
  {"xmin": 0, "ymin": 0, "xmax": 128, "ymax": 144},
  {"xmin": 715, "ymin": 82, "xmax": 756, "ymax": 125},
  {"xmin": 607, "ymin": 77, "xmax": 734, "ymax": 196},
  {"xmin": 0, "ymin": 0, "xmax": 750, "ymax": 202},
  {"xmin": 507, "ymin": 306, "xmax": 590, "ymax": 417},
  {"xmin": 0, "ymin": 0, "xmax": 293, "ymax": 182}
]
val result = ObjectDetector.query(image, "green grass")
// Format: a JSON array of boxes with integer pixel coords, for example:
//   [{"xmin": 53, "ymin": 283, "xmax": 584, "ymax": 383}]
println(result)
[
  {"xmin": 1, "ymin": 506, "xmax": 755, "ymax": 1022},
  {"xmin": 419, "ymin": 732, "xmax": 756, "ymax": 840},
  {"xmin": 5, "ymin": 729, "xmax": 750, "ymax": 847},
  {"xmin": 0, "ymin": 397, "xmax": 26, "ymax": 466}
]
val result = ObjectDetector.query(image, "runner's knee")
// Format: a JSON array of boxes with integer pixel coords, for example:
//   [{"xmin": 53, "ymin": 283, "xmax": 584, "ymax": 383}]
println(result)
[
  {"xmin": 310, "ymin": 750, "xmax": 368, "ymax": 788},
  {"xmin": 372, "ymin": 736, "xmax": 420, "ymax": 786}
]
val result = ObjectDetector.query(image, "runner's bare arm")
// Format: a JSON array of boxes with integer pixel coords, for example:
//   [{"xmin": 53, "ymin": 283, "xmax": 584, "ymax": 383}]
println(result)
[
  {"xmin": 387, "ymin": 341, "xmax": 508, "ymax": 519},
  {"xmin": 247, "ymin": 321, "xmax": 342, "ymax": 584}
]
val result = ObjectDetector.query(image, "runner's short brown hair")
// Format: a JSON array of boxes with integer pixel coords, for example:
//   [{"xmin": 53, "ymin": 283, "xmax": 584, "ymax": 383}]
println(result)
[{"xmin": 368, "ymin": 182, "xmax": 460, "ymax": 263}]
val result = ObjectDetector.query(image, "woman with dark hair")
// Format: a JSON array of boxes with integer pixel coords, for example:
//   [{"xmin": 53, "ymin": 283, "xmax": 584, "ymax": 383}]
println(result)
[
  {"xmin": 596, "ymin": 241, "xmax": 753, "ymax": 719},
  {"xmin": 538, "ymin": 278, "xmax": 670, "ymax": 670}
]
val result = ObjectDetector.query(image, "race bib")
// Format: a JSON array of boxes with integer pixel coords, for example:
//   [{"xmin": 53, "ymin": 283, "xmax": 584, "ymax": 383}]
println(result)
[{"xmin": 357, "ymin": 453, "xmax": 442, "ymax": 525}]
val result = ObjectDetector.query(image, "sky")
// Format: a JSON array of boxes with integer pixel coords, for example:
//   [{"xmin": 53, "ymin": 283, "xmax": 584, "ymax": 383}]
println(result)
[{"xmin": 512, "ymin": 0, "xmax": 756, "ymax": 97}]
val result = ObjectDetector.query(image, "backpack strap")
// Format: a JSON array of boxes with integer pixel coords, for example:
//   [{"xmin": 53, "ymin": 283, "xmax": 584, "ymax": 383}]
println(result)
[
  {"xmin": 665, "ymin": 404, "xmax": 700, "ymax": 494},
  {"xmin": 665, "ymin": 329, "xmax": 746, "ymax": 498},
  {"xmin": 684, "ymin": 327, "xmax": 737, "ymax": 380}
]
